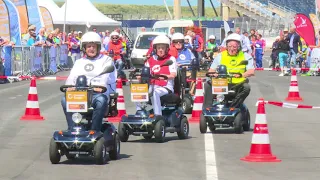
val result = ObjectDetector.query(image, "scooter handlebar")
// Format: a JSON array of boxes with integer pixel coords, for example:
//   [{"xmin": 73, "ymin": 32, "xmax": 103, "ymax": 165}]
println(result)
[
  {"xmin": 60, "ymin": 85, "xmax": 107, "ymax": 93},
  {"xmin": 206, "ymin": 72, "xmax": 242, "ymax": 78}
]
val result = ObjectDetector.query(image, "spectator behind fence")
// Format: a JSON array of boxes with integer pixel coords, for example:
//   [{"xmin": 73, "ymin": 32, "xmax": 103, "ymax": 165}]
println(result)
[
  {"xmin": 70, "ymin": 31, "xmax": 81, "ymax": 63},
  {"xmin": 27, "ymin": 30, "xmax": 41, "ymax": 46},
  {"xmin": 46, "ymin": 32, "xmax": 56, "ymax": 47},
  {"xmin": 22, "ymin": 25, "xmax": 36, "ymax": 46},
  {"xmin": 277, "ymin": 35, "xmax": 290, "ymax": 76},
  {"xmin": 36, "ymin": 28, "xmax": 47, "ymax": 46}
]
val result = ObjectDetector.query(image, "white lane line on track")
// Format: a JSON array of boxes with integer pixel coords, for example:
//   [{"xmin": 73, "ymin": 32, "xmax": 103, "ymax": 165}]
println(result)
[{"xmin": 205, "ymin": 127, "xmax": 218, "ymax": 180}]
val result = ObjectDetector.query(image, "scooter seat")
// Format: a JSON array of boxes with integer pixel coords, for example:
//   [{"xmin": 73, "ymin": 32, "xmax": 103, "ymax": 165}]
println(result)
[{"xmin": 160, "ymin": 93, "xmax": 181, "ymax": 106}]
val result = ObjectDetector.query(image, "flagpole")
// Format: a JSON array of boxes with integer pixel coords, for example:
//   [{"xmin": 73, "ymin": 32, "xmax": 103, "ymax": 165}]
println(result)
[
  {"xmin": 163, "ymin": 0, "xmax": 173, "ymax": 20},
  {"xmin": 316, "ymin": 0, "xmax": 319, "ymax": 18},
  {"xmin": 63, "ymin": 0, "xmax": 68, "ymax": 43}
]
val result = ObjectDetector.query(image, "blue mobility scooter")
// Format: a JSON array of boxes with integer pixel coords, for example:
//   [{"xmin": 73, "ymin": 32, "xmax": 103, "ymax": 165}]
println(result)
[
  {"xmin": 118, "ymin": 60, "xmax": 189, "ymax": 143},
  {"xmin": 200, "ymin": 61, "xmax": 251, "ymax": 134},
  {"xmin": 49, "ymin": 62, "xmax": 120, "ymax": 165}
]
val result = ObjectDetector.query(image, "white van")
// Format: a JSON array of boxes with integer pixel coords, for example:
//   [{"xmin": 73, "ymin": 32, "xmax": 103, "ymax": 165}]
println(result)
[
  {"xmin": 152, "ymin": 20, "xmax": 194, "ymax": 35},
  {"xmin": 130, "ymin": 32, "xmax": 167, "ymax": 68}
]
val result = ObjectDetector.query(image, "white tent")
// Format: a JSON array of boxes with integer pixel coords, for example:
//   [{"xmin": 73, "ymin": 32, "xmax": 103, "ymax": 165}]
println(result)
[
  {"xmin": 37, "ymin": 0, "xmax": 63, "ymax": 22},
  {"xmin": 56, "ymin": 0, "xmax": 121, "ymax": 28}
]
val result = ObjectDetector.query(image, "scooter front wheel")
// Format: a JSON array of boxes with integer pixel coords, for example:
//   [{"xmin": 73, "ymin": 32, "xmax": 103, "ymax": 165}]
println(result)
[
  {"xmin": 49, "ymin": 138, "xmax": 61, "ymax": 164},
  {"xmin": 200, "ymin": 114, "xmax": 207, "ymax": 133},
  {"xmin": 154, "ymin": 120, "xmax": 166, "ymax": 143}
]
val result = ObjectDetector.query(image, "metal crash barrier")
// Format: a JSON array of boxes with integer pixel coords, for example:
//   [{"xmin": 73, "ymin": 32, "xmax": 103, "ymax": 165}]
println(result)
[{"xmin": 0, "ymin": 44, "xmax": 70, "ymax": 82}]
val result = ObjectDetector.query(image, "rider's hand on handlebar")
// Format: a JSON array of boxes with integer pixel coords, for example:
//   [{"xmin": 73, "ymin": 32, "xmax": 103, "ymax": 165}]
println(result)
[
  {"xmin": 66, "ymin": 87, "xmax": 76, "ymax": 91},
  {"xmin": 233, "ymin": 74, "xmax": 242, "ymax": 78},
  {"xmin": 209, "ymin": 73, "xmax": 219, "ymax": 77}
]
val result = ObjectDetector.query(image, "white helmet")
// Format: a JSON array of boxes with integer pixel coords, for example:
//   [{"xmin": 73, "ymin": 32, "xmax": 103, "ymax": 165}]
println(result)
[
  {"xmin": 226, "ymin": 33, "xmax": 241, "ymax": 44},
  {"xmin": 209, "ymin": 35, "xmax": 216, "ymax": 40},
  {"xmin": 184, "ymin": 35, "xmax": 191, "ymax": 40},
  {"xmin": 171, "ymin": 33, "xmax": 184, "ymax": 41},
  {"xmin": 80, "ymin": 31, "xmax": 101, "ymax": 49},
  {"xmin": 110, "ymin": 31, "xmax": 120, "ymax": 37},
  {"xmin": 152, "ymin": 35, "xmax": 170, "ymax": 46}
]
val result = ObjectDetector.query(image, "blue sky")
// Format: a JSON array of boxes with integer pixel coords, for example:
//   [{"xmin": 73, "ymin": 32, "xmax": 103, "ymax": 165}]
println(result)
[{"xmin": 55, "ymin": 0, "xmax": 220, "ymax": 7}]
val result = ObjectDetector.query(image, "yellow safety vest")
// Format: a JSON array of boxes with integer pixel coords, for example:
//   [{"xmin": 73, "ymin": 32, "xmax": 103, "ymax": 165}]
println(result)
[{"xmin": 220, "ymin": 51, "xmax": 246, "ymax": 84}]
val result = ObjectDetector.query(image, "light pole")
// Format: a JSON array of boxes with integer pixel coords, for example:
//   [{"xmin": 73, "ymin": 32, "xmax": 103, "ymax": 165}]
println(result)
[{"xmin": 63, "ymin": 0, "xmax": 68, "ymax": 43}]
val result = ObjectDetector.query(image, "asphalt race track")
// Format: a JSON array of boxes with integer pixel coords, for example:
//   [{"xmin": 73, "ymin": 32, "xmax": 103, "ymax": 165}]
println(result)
[{"xmin": 1, "ymin": 58, "xmax": 320, "ymax": 180}]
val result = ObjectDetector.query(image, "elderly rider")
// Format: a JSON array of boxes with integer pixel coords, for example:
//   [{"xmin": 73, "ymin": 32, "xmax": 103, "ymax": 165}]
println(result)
[
  {"xmin": 62, "ymin": 32, "xmax": 117, "ymax": 131},
  {"xmin": 203, "ymin": 33, "xmax": 255, "ymax": 108}
]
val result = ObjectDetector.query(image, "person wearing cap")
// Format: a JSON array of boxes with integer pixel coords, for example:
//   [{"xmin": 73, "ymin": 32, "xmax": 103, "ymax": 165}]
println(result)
[
  {"xmin": 206, "ymin": 35, "xmax": 219, "ymax": 60},
  {"xmin": 172, "ymin": 32, "xmax": 197, "ymax": 95},
  {"xmin": 106, "ymin": 31, "xmax": 125, "ymax": 74},
  {"xmin": 136, "ymin": 35, "xmax": 177, "ymax": 117},
  {"xmin": 22, "ymin": 25, "xmax": 36, "ymax": 46},
  {"xmin": 77, "ymin": 31, "xmax": 82, "ymax": 40},
  {"xmin": 203, "ymin": 33, "xmax": 255, "ymax": 109},
  {"xmin": 184, "ymin": 35, "xmax": 192, "ymax": 50},
  {"xmin": 62, "ymin": 31, "xmax": 116, "ymax": 131}
]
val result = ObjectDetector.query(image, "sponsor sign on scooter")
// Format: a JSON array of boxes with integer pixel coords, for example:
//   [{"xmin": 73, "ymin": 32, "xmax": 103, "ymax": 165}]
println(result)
[
  {"xmin": 197, "ymin": 70, "xmax": 207, "ymax": 78},
  {"xmin": 130, "ymin": 84, "xmax": 148, "ymax": 102},
  {"xmin": 212, "ymin": 78, "xmax": 228, "ymax": 94},
  {"xmin": 66, "ymin": 91, "xmax": 88, "ymax": 112}
]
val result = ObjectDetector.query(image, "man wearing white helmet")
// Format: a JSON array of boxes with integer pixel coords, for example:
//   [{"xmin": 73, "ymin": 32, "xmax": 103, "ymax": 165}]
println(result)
[
  {"xmin": 172, "ymin": 32, "xmax": 197, "ymax": 95},
  {"xmin": 203, "ymin": 33, "xmax": 255, "ymax": 108},
  {"xmin": 136, "ymin": 35, "xmax": 177, "ymax": 116},
  {"xmin": 206, "ymin": 35, "xmax": 219, "ymax": 60},
  {"xmin": 62, "ymin": 31, "xmax": 117, "ymax": 131},
  {"xmin": 106, "ymin": 31, "xmax": 125, "ymax": 75},
  {"xmin": 172, "ymin": 33, "xmax": 196, "ymax": 65}
]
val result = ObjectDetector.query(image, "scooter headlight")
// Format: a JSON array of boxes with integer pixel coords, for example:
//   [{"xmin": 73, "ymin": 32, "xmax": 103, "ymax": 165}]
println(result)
[
  {"xmin": 216, "ymin": 94, "xmax": 225, "ymax": 103},
  {"xmin": 72, "ymin": 113, "xmax": 82, "ymax": 124}
]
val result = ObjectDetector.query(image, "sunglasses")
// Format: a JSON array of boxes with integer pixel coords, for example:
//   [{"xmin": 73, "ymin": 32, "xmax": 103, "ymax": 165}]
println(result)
[{"xmin": 173, "ymin": 40, "xmax": 184, "ymax": 44}]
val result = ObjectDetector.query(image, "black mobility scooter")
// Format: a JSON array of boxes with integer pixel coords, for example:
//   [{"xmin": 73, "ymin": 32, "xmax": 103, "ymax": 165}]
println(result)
[
  {"xmin": 49, "ymin": 62, "xmax": 120, "ymax": 165},
  {"xmin": 200, "ymin": 61, "xmax": 251, "ymax": 134},
  {"xmin": 118, "ymin": 60, "xmax": 189, "ymax": 143}
]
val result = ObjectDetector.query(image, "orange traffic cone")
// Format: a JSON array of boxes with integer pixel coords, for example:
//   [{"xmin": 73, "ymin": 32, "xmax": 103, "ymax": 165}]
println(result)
[
  {"xmin": 20, "ymin": 77, "xmax": 44, "ymax": 120},
  {"xmin": 108, "ymin": 79, "xmax": 126, "ymax": 122},
  {"xmin": 240, "ymin": 98, "xmax": 281, "ymax": 162},
  {"xmin": 188, "ymin": 78, "xmax": 204, "ymax": 123},
  {"xmin": 285, "ymin": 68, "xmax": 303, "ymax": 101}
]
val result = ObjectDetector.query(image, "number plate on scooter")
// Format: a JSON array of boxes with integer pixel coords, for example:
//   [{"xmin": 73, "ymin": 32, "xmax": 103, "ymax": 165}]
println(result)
[
  {"xmin": 66, "ymin": 91, "xmax": 88, "ymax": 112},
  {"xmin": 196, "ymin": 70, "xmax": 206, "ymax": 78},
  {"xmin": 211, "ymin": 78, "xmax": 228, "ymax": 94},
  {"xmin": 130, "ymin": 84, "xmax": 148, "ymax": 102}
]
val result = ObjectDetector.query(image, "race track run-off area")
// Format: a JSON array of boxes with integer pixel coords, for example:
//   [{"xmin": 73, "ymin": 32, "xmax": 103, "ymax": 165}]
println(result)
[{"xmin": 1, "ymin": 66, "xmax": 320, "ymax": 180}]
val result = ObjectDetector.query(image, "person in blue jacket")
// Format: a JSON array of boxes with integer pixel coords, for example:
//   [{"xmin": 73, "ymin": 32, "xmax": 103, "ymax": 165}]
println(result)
[{"xmin": 171, "ymin": 32, "xmax": 197, "ymax": 94}]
